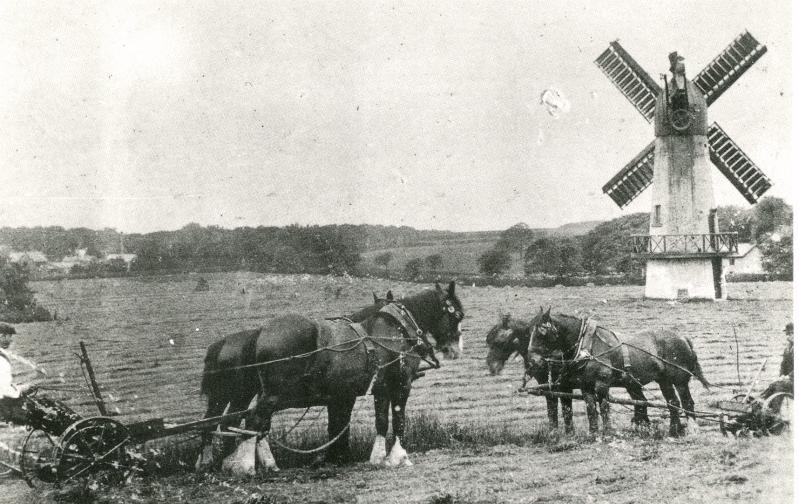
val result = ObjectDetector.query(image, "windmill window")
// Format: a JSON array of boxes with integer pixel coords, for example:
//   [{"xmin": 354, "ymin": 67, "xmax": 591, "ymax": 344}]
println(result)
[{"xmin": 653, "ymin": 205, "xmax": 662, "ymax": 227}]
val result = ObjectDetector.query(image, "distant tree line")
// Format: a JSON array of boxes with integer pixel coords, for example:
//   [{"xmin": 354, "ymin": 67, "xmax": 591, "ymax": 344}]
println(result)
[
  {"xmin": 0, "ymin": 257, "xmax": 52, "ymax": 322},
  {"xmin": 0, "ymin": 197, "xmax": 791, "ymax": 281},
  {"xmin": 478, "ymin": 196, "xmax": 793, "ymax": 279}
]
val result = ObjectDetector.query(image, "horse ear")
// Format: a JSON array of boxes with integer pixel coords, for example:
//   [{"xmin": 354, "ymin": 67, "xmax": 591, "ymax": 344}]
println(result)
[
  {"xmin": 447, "ymin": 280, "xmax": 456, "ymax": 297},
  {"xmin": 501, "ymin": 313, "xmax": 511, "ymax": 329},
  {"xmin": 435, "ymin": 282, "xmax": 442, "ymax": 291},
  {"xmin": 544, "ymin": 306, "xmax": 551, "ymax": 319},
  {"xmin": 373, "ymin": 292, "xmax": 379, "ymax": 303},
  {"xmin": 385, "ymin": 290, "xmax": 393, "ymax": 301}
]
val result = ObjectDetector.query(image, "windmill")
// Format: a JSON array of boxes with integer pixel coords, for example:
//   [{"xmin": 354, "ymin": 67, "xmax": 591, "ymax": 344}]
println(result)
[{"xmin": 594, "ymin": 31, "xmax": 772, "ymax": 299}]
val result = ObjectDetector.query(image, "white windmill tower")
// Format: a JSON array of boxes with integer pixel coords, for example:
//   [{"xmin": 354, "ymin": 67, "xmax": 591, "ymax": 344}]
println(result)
[{"xmin": 595, "ymin": 31, "xmax": 772, "ymax": 299}]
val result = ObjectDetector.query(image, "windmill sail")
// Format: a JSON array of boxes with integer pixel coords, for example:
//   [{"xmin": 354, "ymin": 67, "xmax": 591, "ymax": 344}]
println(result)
[
  {"xmin": 595, "ymin": 41, "xmax": 661, "ymax": 122},
  {"xmin": 602, "ymin": 141, "xmax": 655, "ymax": 208},
  {"xmin": 707, "ymin": 122, "xmax": 772, "ymax": 204},
  {"xmin": 692, "ymin": 31, "xmax": 767, "ymax": 107}
]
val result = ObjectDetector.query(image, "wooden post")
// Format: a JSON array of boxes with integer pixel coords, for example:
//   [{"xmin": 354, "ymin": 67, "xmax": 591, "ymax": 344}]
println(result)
[
  {"xmin": 79, "ymin": 341, "xmax": 108, "ymax": 416},
  {"xmin": 743, "ymin": 357, "xmax": 768, "ymax": 402}
]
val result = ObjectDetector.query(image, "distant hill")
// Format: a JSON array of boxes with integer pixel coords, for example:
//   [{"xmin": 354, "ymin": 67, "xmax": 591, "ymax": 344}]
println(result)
[
  {"xmin": 361, "ymin": 220, "xmax": 604, "ymax": 275},
  {"xmin": 359, "ymin": 221, "xmax": 601, "ymax": 251},
  {"xmin": 549, "ymin": 220, "xmax": 605, "ymax": 237}
]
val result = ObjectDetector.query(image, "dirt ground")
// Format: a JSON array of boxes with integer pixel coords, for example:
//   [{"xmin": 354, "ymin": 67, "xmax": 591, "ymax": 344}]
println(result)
[{"xmin": 5, "ymin": 430, "xmax": 792, "ymax": 504}]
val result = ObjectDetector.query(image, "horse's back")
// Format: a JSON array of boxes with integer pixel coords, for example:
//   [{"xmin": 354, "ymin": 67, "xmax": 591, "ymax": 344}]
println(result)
[
  {"xmin": 218, "ymin": 328, "xmax": 262, "ymax": 365},
  {"xmin": 255, "ymin": 313, "xmax": 319, "ymax": 360}
]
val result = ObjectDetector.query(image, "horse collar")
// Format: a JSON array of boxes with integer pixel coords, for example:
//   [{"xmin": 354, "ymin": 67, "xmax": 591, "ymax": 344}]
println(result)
[
  {"xmin": 377, "ymin": 303, "xmax": 440, "ymax": 368},
  {"xmin": 379, "ymin": 303, "xmax": 424, "ymax": 339}
]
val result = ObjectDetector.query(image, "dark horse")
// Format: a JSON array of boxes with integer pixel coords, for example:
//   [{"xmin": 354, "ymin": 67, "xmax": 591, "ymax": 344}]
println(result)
[
  {"xmin": 218, "ymin": 282, "xmax": 464, "ymax": 475},
  {"xmin": 196, "ymin": 291, "xmax": 394, "ymax": 471},
  {"xmin": 527, "ymin": 307, "xmax": 711, "ymax": 436},
  {"xmin": 485, "ymin": 313, "xmax": 574, "ymax": 433}
]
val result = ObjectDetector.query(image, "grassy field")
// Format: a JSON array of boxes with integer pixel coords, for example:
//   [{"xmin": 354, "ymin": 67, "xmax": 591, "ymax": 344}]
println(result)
[
  {"xmin": 362, "ymin": 241, "xmax": 525, "ymax": 276},
  {"xmin": 0, "ymin": 272, "xmax": 793, "ymax": 502}
]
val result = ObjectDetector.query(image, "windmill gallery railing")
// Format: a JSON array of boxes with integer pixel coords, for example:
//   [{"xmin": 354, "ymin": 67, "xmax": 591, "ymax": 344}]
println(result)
[{"xmin": 630, "ymin": 233, "xmax": 738, "ymax": 257}]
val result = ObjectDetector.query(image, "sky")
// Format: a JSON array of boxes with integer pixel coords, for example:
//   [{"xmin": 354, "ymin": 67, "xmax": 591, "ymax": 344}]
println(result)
[{"xmin": 0, "ymin": 0, "xmax": 793, "ymax": 233}]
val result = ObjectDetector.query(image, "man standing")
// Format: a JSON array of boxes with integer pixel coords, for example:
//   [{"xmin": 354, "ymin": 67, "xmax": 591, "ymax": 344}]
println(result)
[
  {"xmin": 760, "ymin": 322, "xmax": 793, "ymax": 404},
  {"xmin": 779, "ymin": 322, "xmax": 793, "ymax": 379},
  {"xmin": 0, "ymin": 324, "xmax": 45, "ymax": 423}
]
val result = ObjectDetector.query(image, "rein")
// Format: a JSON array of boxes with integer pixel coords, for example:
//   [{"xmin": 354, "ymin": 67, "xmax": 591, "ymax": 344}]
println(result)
[
  {"xmin": 201, "ymin": 301, "xmax": 442, "ymax": 376},
  {"xmin": 530, "ymin": 315, "xmax": 708, "ymax": 386}
]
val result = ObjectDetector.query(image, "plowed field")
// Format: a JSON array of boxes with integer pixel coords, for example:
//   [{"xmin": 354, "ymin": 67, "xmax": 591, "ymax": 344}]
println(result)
[{"xmin": 0, "ymin": 273, "xmax": 792, "ymax": 503}]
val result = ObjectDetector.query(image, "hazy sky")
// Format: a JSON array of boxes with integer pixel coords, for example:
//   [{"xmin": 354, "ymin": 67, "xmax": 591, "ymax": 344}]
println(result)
[{"xmin": 0, "ymin": 1, "xmax": 792, "ymax": 232}]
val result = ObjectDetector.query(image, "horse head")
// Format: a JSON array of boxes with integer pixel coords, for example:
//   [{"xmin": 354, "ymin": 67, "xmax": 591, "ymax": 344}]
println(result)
[
  {"xmin": 526, "ymin": 306, "xmax": 564, "ymax": 370},
  {"xmin": 425, "ymin": 281, "xmax": 464, "ymax": 360},
  {"xmin": 485, "ymin": 312, "xmax": 530, "ymax": 375}
]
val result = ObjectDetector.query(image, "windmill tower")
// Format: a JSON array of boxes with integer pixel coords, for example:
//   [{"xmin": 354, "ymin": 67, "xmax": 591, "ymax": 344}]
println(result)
[{"xmin": 595, "ymin": 31, "xmax": 772, "ymax": 299}]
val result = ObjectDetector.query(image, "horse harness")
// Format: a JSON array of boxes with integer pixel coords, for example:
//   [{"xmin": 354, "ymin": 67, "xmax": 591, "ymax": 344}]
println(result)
[
  {"xmin": 532, "ymin": 316, "xmax": 632, "ymax": 386},
  {"xmin": 327, "ymin": 301, "xmax": 440, "ymax": 379},
  {"xmin": 575, "ymin": 318, "xmax": 632, "ymax": 373}
]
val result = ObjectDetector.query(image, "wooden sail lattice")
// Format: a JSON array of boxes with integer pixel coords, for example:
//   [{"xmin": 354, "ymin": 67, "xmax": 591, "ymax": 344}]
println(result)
[{"xmin": 596, "ymin": 32, "xmax": 771, "ymax": 209}]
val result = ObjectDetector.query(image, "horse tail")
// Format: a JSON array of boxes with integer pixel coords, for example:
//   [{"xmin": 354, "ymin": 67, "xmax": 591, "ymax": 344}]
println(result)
[
  {"xmin": 685, "ymin": 337, "xmax": 712, "ymax": 390},
  {"xmin": 200, "ymin": 337, "xmax": 226, "ymax": 397}
]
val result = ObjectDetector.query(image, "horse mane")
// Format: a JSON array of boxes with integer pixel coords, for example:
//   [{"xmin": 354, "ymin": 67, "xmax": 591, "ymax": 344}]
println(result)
[
  {"xmin": 486, "ymin": 317, "xmax": 530, "ymax": 349},
  {"xmin": 398, "ymin": 289, "xmax": 442, "ymax": 329}
]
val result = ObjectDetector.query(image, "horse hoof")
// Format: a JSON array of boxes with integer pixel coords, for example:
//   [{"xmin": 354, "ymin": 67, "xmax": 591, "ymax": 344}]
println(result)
[
  {"xmin": 369, "ymin": 435, "xmax": 387, "ymax": 466},
  {"xmin": 222, "ymin": 437, "xmax": 257, "ymax": 477},
  {"xmin": 385, "ymin": 440, "xmax": 411, "ymax": 468}
]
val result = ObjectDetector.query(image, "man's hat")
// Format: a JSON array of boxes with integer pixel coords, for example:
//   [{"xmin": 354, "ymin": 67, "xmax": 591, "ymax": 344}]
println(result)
[
  {"xmin": 0, "ymin": 323, "xmax": 15, "ymax": 335},
  {"xmin": 668, "ymin": 51, "xmax": 685, "ymax": 71},
  {"xmin": 784, "ymin": 322, "xmax": 793, "ymax": 334}
]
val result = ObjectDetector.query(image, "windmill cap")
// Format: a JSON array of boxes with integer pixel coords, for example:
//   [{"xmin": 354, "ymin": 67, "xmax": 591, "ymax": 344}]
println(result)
[{"xmin": 668, "ymin": 51, "xmax": 685, "ymax": 70}]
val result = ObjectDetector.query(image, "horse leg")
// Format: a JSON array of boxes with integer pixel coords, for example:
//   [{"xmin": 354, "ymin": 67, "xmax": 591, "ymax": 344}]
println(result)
[
  {"xmin": 595, "ymin": 381, "xmax": 612, "ymax": 434},
  {"xmin": 545, "ymin": 396, "xmax": 559, "ymax": 431},
  {"xmin": 195, "ymin": 394, "xmax": 227, "ymax": 472},
  {"xmin": 626, "ymin": 384, "xmax": 650, "ymax": 427},
  {"xmin": 560, "ymin": 394, "xmax": 574, "ymax": 434},
  {"xmin": 658, "ymin": 381, "xmax": 684, "ymax": 437},
  {"xmin": 253, "ymin": 395, "xmax": 280, "ymax": 473},
  {"xmin": 224, "ymin": 368, "xmax": 278, "ymax": 476},
  {"xmin": 385, "ymin": 378, "xmax": 413, "ymax": 467},
  {"xmin": 223, "ymin": 392, "xmax": 256, "ymax": 457},
  {"xmin": 326, "ymin": 396, "xmax": 356, "ymax": 464},
  {"xmin": 370, "ymin": 379, "xmax": 390, "ymax": 465},
  {"xmin": 675, "ymin": 382, "xmax": 699, "ymax": 434},
  {"xmin": 583, "ymin": 387, "xmax": 599, "ymax": 435}
]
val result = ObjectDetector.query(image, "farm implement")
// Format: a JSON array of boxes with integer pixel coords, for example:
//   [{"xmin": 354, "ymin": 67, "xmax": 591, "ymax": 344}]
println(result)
[
  {"xmin": 520, "ymin": 361, "xmax": 793, "ymax": 438},
  {"xmin": 1, "ymin": 312, "xmax": 444, "ymax": 487},
  {"xmin": 0, "ymin": 341, "xmax": 255, "ymax": 488}
]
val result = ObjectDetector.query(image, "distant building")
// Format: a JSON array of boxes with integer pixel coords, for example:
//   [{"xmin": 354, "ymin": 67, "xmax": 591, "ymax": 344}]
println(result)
[
  {"xmin": 104, "ymin": 253, "xmax": 137, "ymax": 264},
  {"xmin": 105, "ymin": 253, "xmax": 137, "ymax": 272},
  {"xmin": 51, "ymin": 248, "xmax": 97, "ymax": 272},
  {"xmin": 8, "ymin": 250, "xmax": 48, "ymax": 265},
  {"xmin": 725, "ymin": 242, "xmax": 764, "ymax": 275}
]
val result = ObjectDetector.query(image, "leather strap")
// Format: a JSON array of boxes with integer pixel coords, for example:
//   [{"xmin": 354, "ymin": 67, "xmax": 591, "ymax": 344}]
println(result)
[
  {"xmin": 379, "ymin": 303, "xmax": 423, "ymax": 340},
  {"xmin": 621, "ymin": 343, "xmax": 631, "ymax": 370},
  {"xmin": 349, "ymin": 322, "xmax": 375, "ymax": 352}
]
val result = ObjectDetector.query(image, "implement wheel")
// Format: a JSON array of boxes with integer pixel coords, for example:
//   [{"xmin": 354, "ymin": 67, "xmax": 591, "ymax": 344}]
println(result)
[
  {"xmin": 763, "ymin": 392, "xmax": 793, "ymax": 435},
  {"xmin": 53, "ymin": 417, "xmax": 131, "ymax": 484},
  {"xmin": 19, "ymin": 428, "xmax": 58, "ymax": 487}
]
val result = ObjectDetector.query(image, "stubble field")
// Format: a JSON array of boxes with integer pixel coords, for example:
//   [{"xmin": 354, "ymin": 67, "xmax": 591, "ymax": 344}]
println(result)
[{"xmin": 0, "ymin": 272, "xmax": 793, "ymax": 503}]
